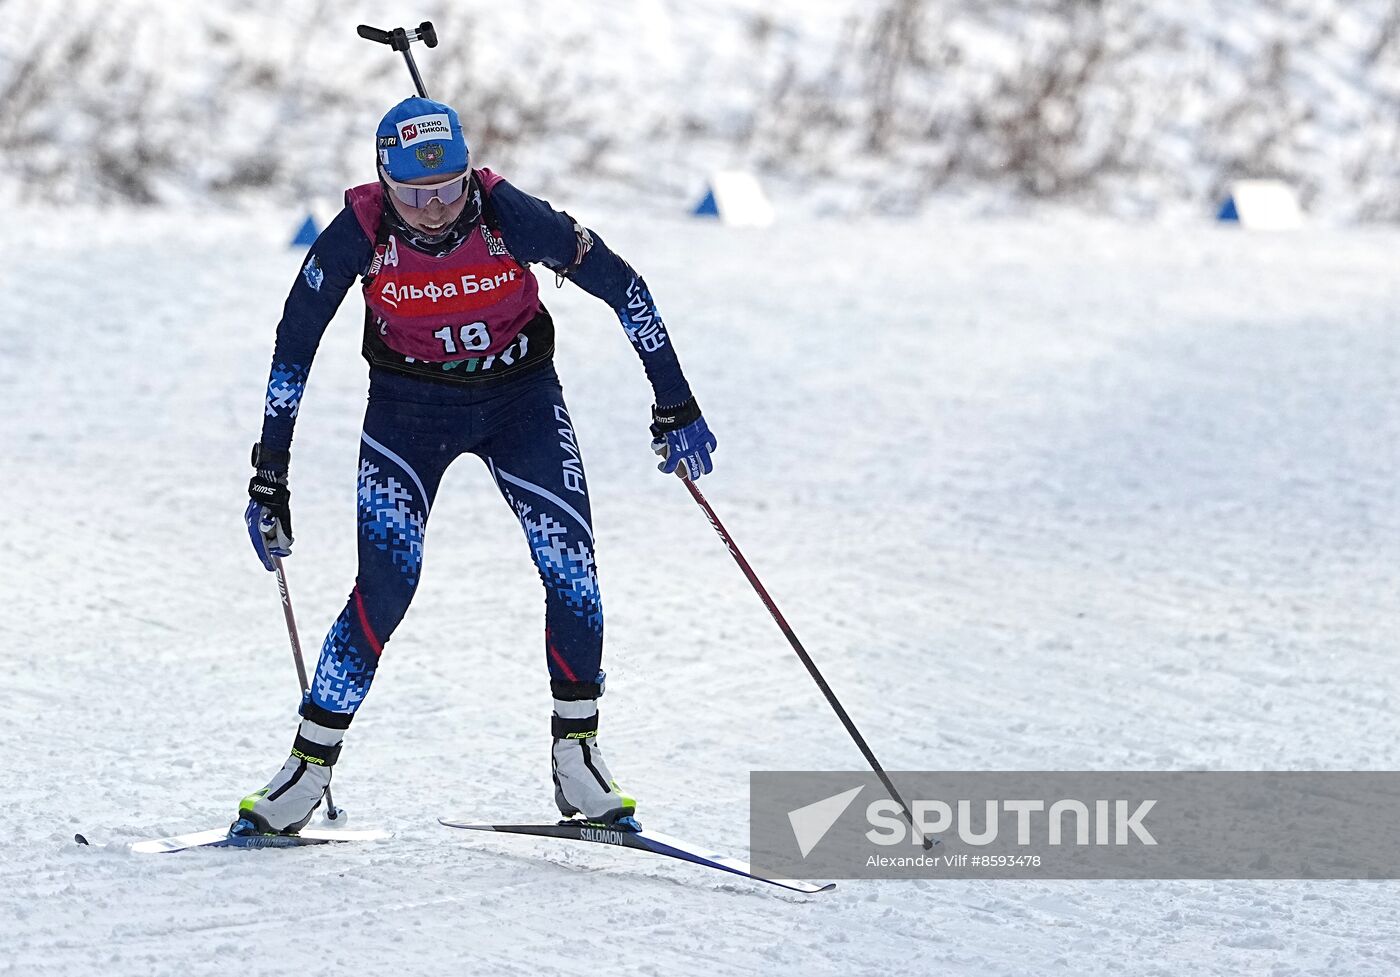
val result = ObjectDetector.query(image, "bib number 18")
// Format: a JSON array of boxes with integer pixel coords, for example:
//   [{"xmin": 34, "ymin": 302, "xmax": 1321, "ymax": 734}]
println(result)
[{"xmin": 433, "ymin": 322, "xmax": 491, "ymax": 355}]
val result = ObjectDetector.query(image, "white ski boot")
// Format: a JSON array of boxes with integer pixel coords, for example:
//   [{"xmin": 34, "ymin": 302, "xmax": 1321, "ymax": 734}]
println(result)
[
  {"xmin": 237, "ymin": 716, "xmax": 343, "ymax": 834},
  {"xmin": 551, "ymin": 696, "xmax": 636, "ymax": 826}
]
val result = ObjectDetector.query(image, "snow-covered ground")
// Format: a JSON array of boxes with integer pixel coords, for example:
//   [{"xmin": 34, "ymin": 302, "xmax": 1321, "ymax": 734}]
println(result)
[{"xmin": 2, "ymin": 205, "xmax": 1398, "ymax": 975}]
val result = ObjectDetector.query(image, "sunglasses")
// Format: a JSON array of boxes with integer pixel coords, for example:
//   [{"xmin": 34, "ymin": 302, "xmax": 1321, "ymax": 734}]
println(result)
[{"xmin": 380, "ymin": 167, "xmax": 469, "ymax": 209}]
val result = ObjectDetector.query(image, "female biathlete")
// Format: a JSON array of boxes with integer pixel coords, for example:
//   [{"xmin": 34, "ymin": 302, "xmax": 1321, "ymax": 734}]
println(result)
[{"xmin": 239, "ymin": 97, "xmax": 716, "ymax": 834}]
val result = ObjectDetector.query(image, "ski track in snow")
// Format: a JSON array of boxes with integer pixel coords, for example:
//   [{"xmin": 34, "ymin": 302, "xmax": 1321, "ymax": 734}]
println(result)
[{"xmin": 1, "ymin": 208, "xmax": 1398, "ymax": 975}]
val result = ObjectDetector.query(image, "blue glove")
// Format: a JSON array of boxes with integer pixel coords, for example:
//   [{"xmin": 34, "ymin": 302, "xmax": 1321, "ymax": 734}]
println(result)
[
  {"xmin": 245, "ymin": 443, "xmax": 293, "ymax": 571},
  {"xmin": 650, "ymin": 398, "xmax": 717, "ymax": 480}
]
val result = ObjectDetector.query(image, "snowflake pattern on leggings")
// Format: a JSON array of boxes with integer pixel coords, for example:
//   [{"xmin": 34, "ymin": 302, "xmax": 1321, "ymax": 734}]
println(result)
[
  {"xmin": 514, "ymin": 499, "xmax": 602, "ymax": 635},
  {"xmin": 311, "ymin": 607, "xmax": 376, "ymax": 713},
  {"xmin": 358, "ymin": 459, "xmax": 425, "ymax": 585}
]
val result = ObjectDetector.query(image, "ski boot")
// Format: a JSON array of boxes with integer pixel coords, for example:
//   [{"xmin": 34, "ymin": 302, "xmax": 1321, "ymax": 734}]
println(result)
[
  {"xmin": 551, "ymin": 678, "xmax": 638, "ymax": 831},
  {"xmin": 235, "ymin": 714, "xmax": 343, "ymax": 835}
]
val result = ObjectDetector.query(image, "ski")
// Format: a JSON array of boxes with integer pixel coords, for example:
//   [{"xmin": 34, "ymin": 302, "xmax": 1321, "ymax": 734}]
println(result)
[
  {"xmin": 438, "ymin": 818, "xmax": 835, "ymax": 894},
  {"xmin": 75, "ymin": 826, "xmax": 391, "ymax": 854}
]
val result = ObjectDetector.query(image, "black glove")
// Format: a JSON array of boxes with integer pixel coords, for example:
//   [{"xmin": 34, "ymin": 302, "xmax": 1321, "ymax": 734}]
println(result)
[{"xmin": 245, "ymin": 443, "xmax": 293, "ymax": 571}]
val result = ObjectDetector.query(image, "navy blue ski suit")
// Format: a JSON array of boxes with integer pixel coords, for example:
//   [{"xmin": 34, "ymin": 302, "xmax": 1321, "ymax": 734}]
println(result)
[{"xmin": 258, "ymin": 174, "xmax": 692, "ymax": 721}]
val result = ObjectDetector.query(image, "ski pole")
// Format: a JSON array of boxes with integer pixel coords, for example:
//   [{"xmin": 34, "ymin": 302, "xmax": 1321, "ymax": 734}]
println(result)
[
  {"xmin": 678, "ymin": 476, "xmax": 935, "ymax": 849},
  {"xmin": 357, "ymin": 22, "xmax": 438, "ymax": 98},
  {"xmin": 272, "ymin": 556, "xmax": 341, "ymax": 821}
]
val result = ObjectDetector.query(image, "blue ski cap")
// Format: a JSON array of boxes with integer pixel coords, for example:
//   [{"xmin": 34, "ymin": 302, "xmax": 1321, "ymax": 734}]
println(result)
[{"xmin": 375, "ymin": 97, "xmax": 469, "ymax": 181}]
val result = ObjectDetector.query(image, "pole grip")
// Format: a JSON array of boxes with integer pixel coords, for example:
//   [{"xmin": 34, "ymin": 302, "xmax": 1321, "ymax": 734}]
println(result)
[
  {"xmin": 357, "ymin": 24, "xmax": 392, "ymax": 44},
  {"xmin": 359, "ymin": 22, "xmax": 436, "ymax": 96}
]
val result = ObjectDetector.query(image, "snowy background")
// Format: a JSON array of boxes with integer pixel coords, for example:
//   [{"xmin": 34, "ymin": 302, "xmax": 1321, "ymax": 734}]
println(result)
[
  {"xmin": 3, "ymin": 2, "xmax": 1400, "ymax": 976},
  {"xmin": 1, "ymin": 0, "xmax": 1399, "ymax": 219}
]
